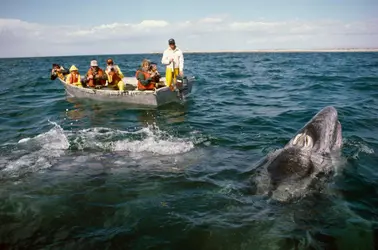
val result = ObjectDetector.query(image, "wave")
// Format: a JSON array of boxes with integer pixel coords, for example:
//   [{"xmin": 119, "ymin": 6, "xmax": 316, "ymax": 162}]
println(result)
[{"xmin": 0, "ymin": 121, "xmax": 69, "ymax": 178}]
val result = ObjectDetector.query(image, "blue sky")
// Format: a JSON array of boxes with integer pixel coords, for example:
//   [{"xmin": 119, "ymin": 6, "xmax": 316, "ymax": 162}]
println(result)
[{"xmin": 0, "ymin": 0, "xmax": 377, "ymax": 57}]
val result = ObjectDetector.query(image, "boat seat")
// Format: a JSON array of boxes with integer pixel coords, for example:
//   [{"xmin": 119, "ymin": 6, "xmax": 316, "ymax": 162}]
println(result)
[{"xmin": 125, "ymin": 83, "xmax": 137, "ymax": 90}]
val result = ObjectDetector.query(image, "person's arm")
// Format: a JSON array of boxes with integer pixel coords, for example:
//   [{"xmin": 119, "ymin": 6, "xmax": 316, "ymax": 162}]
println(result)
[
  {"xmin": 65, "ymin": 74, "xmax": 71, "ymax": 84},
  {"xmin": 179, "ymin": 50, "xmax": 184, "ymax": 73},
  {"xmin": 161, "ymin": 49, "xmax": 171, "ymax": 65},
  {"xmin": 101, "ymin": 73, "xmax": 108, "ymax": 81},
  {"xmin": 94, "ymin": 71, "xmax": 108, "ymax": 80},
  {"xmin": 50, "ymin": 72, "xmax": 57, "ymax": 80},
  {"xmin": 61, "ymin": 67, "xmax": 69, "ymax": 75},
  {"xmin": 83, "ymin": 70, "xmax": 90, "ymax": 80},
  {"xmin": 76, "ymin": 75, "xmax": 81, "ymax": 85},
  {"xmin": 116, "ymin": 65, "xmax": 124, "ymax": 78},
  {"xmin": 137, "ymin": 72, "xmax": 152, "ymax": 85},
  {"xmin": 154, "ymin": 73, "xmax": 161, "ymax": 82}
]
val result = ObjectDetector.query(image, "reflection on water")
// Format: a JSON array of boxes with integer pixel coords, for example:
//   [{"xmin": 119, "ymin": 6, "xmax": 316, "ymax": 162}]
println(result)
[
  {"xmin": 138, "ymin": 103, "xmax": 189, "ymax": 127},
  {"xmin": 160, "ymin": 103, "xmax": 188, "ymax": 125},
  {"xmin": 65, "ymin": 96, "xmax": 190, "ymax": 129},
  {"xmin": 137, "ymin": 110, "xmax": 158, "ymax": 127},
  {"xmin": 65, "ymin": 97, "xmax": 86, "ymax": 121}
]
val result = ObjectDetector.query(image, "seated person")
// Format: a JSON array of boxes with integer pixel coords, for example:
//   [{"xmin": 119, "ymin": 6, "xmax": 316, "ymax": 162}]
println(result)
[
  {"xmin": 135, "ymin": 59, "xmax": 157, "ymax": 91},
  {"xmin": 65, "ymin": 65, "xmax": 83, "ymax": 87},
  {"xmin": 81, "ymin": 60, "xmax": 107, "ymax": 88},
  {"xmin": 148, "ymin": 62, "xmax": 162, "ymax": 84},
  {"xmin": 50, "ymin": 64, "xmax": 69, "ymax": 80},
  {"xmin": 105, "ymin": 58, "xmax": 125, "ymax": 91}
]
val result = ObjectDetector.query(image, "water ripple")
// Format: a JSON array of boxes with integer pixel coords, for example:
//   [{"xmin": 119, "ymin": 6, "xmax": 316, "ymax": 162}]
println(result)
[{"xmin": 0, "ymin": 52, "xmax": 377, "ymax": 249}]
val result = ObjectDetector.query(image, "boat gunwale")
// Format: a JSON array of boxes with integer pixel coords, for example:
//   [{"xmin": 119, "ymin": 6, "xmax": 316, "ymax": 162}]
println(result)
[
  {"xmin": 56, "ymin": 75, "xmax": 195, "ymax": 107},
  {"xmin": 58, "ymin": 78, "xmax": 160, "ymax": 96},
  {"xmin": 57, "ymin": 75, "xmax": 195, "ymax": 97}
]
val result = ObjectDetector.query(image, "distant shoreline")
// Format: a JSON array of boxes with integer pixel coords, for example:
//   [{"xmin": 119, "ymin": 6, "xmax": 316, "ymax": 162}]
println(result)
[
  {"xmin": 1, "ymin": 48, "xmax": 378, "ymax": 59},
  {"xmin": 163, "ymin": 48, "xmax": 378, "ymax": 54}
]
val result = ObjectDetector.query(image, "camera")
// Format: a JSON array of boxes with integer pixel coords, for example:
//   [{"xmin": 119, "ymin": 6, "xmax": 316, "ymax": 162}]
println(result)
[{"xmin": 106, "ymin": 65, "xmax": 115, "ymax": 72}]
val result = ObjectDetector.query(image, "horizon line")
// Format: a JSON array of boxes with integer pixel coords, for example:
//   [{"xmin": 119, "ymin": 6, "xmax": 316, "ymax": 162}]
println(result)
[{"xmin": 1, "ymin": 48, "xmax": 378, "ymax": 59}]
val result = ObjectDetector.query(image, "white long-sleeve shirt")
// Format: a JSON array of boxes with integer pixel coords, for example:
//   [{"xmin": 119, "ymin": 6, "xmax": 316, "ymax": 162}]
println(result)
[{"xmin": 161, "ymin": 47, "xmax": 184, "ymax": 72}]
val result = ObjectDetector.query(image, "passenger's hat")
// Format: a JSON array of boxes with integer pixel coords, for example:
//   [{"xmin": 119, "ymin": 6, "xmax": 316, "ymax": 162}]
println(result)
[
  {"xmin": 90, "ymin": 60, "xmax": 98, "ymax": 66},
  {"xmin": 69, "ymin": 65, "xmax": 78, "ymax": 72},
  {"xmin": 168, "ymin": 38, "xmax": 175, "ymax": 44}
]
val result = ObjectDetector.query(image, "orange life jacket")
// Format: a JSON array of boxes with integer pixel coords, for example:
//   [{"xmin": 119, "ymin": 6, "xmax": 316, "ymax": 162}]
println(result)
[
  {"xmin": 135, "ymin": 70, "xmax": 155, "ymax": 90},
  {"xmin": 68, "ymin": 73, "xmax": 79, "ymax": 84},
  {"xmin": 108, "ymin": 70, "xmax": 121, "ymax": 84},
  {"xmin": 87, "ymin": 68, "xmax": 106, "ymax": 87}
]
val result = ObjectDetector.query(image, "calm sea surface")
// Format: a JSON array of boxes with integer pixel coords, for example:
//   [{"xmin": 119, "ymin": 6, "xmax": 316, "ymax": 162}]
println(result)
[{"xmin": 0, "ymin": 52, "xmax": 377, "ymax": 249}]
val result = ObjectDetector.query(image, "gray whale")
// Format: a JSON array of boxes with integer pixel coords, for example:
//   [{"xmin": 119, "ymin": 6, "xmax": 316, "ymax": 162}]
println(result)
[{"xmin": 251, "ymin": 106, "xmax": 343, "ymax": 202}]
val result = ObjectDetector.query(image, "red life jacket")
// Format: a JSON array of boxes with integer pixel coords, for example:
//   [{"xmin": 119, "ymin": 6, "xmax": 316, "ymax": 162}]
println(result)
[{"xmin": 135, "ymin": 70, "xmax": 155, "ymax": 90}]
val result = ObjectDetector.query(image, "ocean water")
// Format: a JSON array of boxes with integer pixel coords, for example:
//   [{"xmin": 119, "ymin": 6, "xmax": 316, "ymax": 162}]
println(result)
[{"xmin": 0, "ymin": 52, "xmax": 377, "ymax": 249}]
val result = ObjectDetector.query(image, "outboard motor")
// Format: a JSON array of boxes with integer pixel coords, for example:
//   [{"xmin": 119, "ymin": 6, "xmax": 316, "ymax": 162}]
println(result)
[{"xmin": 174, "ymin": 76, "xmax": 189, "ymax": 100}]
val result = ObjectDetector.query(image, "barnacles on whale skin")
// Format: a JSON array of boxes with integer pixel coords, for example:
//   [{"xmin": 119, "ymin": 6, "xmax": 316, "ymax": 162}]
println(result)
[{"xmin": 292, "ymin": 133, "xmax": 313, "ymax": 149}]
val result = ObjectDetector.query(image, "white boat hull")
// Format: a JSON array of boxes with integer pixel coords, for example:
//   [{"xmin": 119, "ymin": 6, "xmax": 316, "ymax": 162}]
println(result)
[{"xmin": 58, "ymin": 76, "xmax": 194, "ymax": 107}]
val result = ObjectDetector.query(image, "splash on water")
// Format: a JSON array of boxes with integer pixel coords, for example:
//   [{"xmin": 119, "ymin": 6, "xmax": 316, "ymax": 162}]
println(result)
[{"xmin": 0, "ymin": 121, "xmax": 197, "ymax": 179}]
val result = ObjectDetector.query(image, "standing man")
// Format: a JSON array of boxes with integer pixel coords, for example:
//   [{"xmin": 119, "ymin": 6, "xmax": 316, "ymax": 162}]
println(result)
[{"xmin": 161, "ymin": 38, "xmax": 184, "ymax": 87}]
